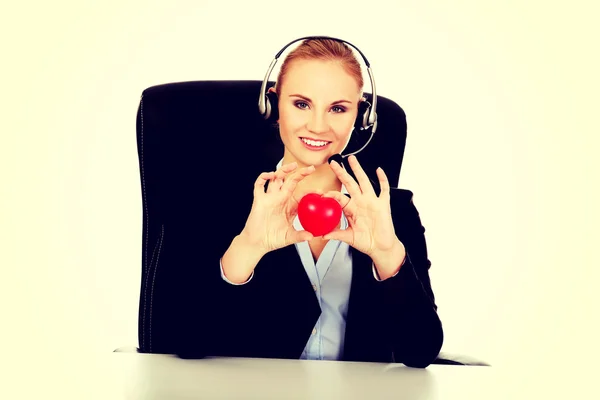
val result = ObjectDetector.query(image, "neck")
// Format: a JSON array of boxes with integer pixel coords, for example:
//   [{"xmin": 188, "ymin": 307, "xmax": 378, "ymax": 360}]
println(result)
[{"xmin": 283, "ymin": 155, "xmax": 342, "ymax": 199}]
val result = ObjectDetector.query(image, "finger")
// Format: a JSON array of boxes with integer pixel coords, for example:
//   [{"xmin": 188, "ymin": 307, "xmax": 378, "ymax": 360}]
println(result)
[
  {"xmin": 376, "ymin": 167, "xmax": 391, "ymax": 199},
  {"xmin": 347, "ymin": 155, "xmax": 375, "ymax": 197},
  {"xmin": 267, "ymin": 171, "xmax": 285, "ymax": 194},
  {"xmin": 281, "ymin": 165, "xmax": 315, "ymax": 194},
  {"xmin": 323, "ymin": 228, "xmax": 354, "ymax": 245},
  {"xmin": 280, "ymin": 162, "xmax": 298, "ymax": 174},
  {"xmin": 268, "ymin": 177, "xmax": 284, "ymax": 194},
  {"xmin": 287, "ymin": 229, "xmax": 314, "ymax": 244},
  {"xmin": 268, "ymin": 163, "xmax": 297, "ymax": 194},
  {"xmin": 329, "ymin": 160, "xmax": 361, "ymax": 197},
  {"xmin": 322, "ymin": 191, "xmax": 356, "ymax": 220},
  {"xmin": 274, "ymin": 168, "xmax": 288, "ymax": 180},
  {"xmin": 254, "ymin": 172, "xmax": 275, "ymax": 196}
]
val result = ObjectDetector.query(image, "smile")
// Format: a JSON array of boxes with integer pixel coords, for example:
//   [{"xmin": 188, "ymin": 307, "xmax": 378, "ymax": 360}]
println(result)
[{"xmin": 300, "ymin": 137, "xmax": 331, "ymax": 150}]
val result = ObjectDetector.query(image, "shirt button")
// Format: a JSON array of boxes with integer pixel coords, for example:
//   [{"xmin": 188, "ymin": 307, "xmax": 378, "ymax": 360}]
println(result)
[
  {"xmin": 312, "ymin": 328, "xmax": 317, "ymax": 335},
  {"xmin": 312, "ymin": 284, "xmax": 317, "ymax": 291}
]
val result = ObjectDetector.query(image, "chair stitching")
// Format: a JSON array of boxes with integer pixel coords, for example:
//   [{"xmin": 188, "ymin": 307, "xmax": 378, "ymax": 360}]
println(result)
[
  {"xmin": 148, "ymin": 235, "xmax": 160, "ymax": 277},
  {"xmin": 149, "ymin": 224, "xmax": 164, "ymax": 353},
  {"xmin": 139, "ymin": 96, "xmax": 150, "ymax": 351},
  {"xmin": 144, "ymin": 235, "xmax": 160, "ymax": 349}
]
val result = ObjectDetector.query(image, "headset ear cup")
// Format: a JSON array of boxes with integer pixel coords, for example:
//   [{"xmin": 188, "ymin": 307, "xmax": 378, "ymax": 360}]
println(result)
[
  {"xmin": 355, "ymin": 100, "xmax": 371, "ymax": 130},
  {"xmin": 264, "ymin": 91, "xmax": 279, "ymax": 123}
]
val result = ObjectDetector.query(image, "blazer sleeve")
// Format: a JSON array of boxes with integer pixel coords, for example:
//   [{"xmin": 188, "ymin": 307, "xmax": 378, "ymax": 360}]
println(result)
[{"xmin": 379, "ymin": 189, "xmax": 444, "ymax": 368}]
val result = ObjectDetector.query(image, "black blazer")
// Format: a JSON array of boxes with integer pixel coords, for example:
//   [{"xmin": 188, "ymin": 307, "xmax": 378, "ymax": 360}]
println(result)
[{"xmin": 169, "ymin": 169, "xmax": 443, "ymax": 368}]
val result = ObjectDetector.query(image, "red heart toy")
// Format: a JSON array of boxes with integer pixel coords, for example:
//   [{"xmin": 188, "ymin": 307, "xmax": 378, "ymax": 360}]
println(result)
[{"xmin": 297, "ymin": 193, "xmax": 342, "ymax": 237}]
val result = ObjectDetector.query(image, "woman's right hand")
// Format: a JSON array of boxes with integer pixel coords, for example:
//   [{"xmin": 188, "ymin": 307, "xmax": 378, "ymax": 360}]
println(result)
[
  {"xmin": 221, "ymin": 162, "xmax": 316, "ymax": 284},
  {"xmin": 240, "ymin": 162, "xmax": 316, "ymax": 255}
]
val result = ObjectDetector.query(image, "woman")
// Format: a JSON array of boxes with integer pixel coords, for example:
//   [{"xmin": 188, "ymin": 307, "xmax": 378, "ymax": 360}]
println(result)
[{"xmin": 176, "ymin": 38, "xmax": 443, "ymax": 368}]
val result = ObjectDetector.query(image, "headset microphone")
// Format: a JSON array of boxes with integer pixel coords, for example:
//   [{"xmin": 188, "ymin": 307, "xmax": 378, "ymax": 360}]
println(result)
[{"xmin": 327, "ymin": 115, "xmax": 378, "ymax": 165}]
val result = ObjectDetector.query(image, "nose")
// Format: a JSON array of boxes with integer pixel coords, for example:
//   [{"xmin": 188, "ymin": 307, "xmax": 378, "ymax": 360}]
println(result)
[{"xmin": 306, "ymin": 110, "xmax": 329, "ymax": 135}]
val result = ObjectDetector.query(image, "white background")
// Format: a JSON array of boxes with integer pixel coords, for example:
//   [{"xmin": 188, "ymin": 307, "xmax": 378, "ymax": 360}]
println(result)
[{"xmin": 2, "ymin": 0, "xmax": 599, "ymax": 397}]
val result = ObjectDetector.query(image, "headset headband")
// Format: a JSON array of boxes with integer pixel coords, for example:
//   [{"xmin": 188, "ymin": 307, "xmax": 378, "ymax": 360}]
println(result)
[{"xmin": 258, "ymin": 36, "xmax": 377, "ymax": 128}]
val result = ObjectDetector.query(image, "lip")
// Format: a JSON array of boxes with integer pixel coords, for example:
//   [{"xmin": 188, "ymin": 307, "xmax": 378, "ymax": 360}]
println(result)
[{"xmin": 299, "ymin": 137, "xmax": 331, "ymax": 151}]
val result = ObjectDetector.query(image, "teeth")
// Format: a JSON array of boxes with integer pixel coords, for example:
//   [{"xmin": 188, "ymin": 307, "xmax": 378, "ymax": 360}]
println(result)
[{"xmin": 301, "ymin": 138, "xmax": 328, "ymax": 147}]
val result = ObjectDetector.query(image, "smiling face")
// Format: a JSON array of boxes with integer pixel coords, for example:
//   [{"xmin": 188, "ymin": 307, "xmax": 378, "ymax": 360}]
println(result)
[{"xmin": 276, "ymin": 59, "xmax": 363, "ymax": 168}]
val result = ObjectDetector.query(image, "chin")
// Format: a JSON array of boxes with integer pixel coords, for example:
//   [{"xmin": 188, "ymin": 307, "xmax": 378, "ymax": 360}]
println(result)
[{"xmin": 296, "ymin": 151, "xmax": 333, "ymax": 167}]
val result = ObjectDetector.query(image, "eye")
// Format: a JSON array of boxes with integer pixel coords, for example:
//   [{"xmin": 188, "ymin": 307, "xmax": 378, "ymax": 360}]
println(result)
[
  {"xmin": 331, "ymin": 105, "xmax": 346, "ymax": 113},
  {"xmin": 295, "ymin": 101, "xmax": 309, "ymax": 110}
]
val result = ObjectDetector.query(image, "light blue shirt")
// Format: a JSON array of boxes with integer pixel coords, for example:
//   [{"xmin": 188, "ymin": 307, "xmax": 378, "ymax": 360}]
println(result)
[
  {"xmin": 294, "ymin": 197, "xmax": 352, "ymax": 360},
  {"xmin": 220, "ymin": 160, "xmax": 397, "ymax": 360}
]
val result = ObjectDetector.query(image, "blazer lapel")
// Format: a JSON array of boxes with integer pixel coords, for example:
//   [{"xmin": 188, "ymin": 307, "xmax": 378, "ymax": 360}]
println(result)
[
  {"xmin": 342, "ymin": 243, "xmax": 388, "ymax": 362},
  {"xmin": 259, "ymin": 243, "xmax": 322, "ymax": 358}
]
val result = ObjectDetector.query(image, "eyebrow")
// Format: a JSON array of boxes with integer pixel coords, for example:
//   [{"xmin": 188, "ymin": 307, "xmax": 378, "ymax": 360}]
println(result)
[{"xmin": 289, "ymin": 94, "xmax": 352, "ymax": 105}]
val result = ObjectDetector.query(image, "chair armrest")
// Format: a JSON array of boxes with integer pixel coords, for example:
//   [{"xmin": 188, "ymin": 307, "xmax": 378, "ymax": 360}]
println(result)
[
  {"xmin": 432, "ymin": 351, "xmax": 490, "ymax": 366},
  {"xmin": 113, "ymin": 346, "xmax": 140, "ymax": 353}
]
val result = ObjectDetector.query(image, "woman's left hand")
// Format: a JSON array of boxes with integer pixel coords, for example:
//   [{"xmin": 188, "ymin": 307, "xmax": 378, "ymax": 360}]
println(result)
[{"xmin": 323, "ymin": 155, "xmax": 406, "ymax": 275}]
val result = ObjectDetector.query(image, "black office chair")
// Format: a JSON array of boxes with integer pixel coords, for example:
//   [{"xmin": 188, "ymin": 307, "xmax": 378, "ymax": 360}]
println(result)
[{"xmin": 119, "ymin": 80, "xmax": 489, "ymax": 367}]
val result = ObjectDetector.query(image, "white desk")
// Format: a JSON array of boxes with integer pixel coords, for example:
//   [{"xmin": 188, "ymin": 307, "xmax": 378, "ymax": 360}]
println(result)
[
  {"xmin": 105, "ymin": 353, "xmax": 498, "ymax": 399},
  {"xmin": 14, "ymin": 352, "xmax": 590, "ymax": 399}
]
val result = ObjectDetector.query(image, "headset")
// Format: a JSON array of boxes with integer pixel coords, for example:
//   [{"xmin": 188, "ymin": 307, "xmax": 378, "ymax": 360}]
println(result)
[{"xmin": 257, "ymin": 36, "xmax": 378, "ymax": 164}]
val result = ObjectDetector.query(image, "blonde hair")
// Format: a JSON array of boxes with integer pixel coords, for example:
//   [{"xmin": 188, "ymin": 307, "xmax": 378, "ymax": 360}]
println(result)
[{"xmin": 274, "ymin": 38, "xmax": 364, "ymax": 97}]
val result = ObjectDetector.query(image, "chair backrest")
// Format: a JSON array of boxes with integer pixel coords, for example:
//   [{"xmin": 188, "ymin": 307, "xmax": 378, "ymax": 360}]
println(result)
[{"xmin": 135, "ymin": 80, "xmax": 408, "ymax": 354}]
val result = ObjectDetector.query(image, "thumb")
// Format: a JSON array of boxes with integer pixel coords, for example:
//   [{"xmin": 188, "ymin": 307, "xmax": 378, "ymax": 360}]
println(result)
[
  {"xmin": 288, "ymin": 229, "xmax": 314, "ymax": 244},
  {"xmin": 323, "ymin": 228, "xmax": 354, "ymax": 244}
]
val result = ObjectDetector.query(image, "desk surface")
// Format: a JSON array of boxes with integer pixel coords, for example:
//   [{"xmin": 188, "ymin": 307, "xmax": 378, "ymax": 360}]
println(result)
[
  {"xmin": 107, "ymin": 353, "xmax": 499, "ymax": 400},
  {"xmin": 16, "ymin": 352, "xmax": 592, "ymax": 400}
]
